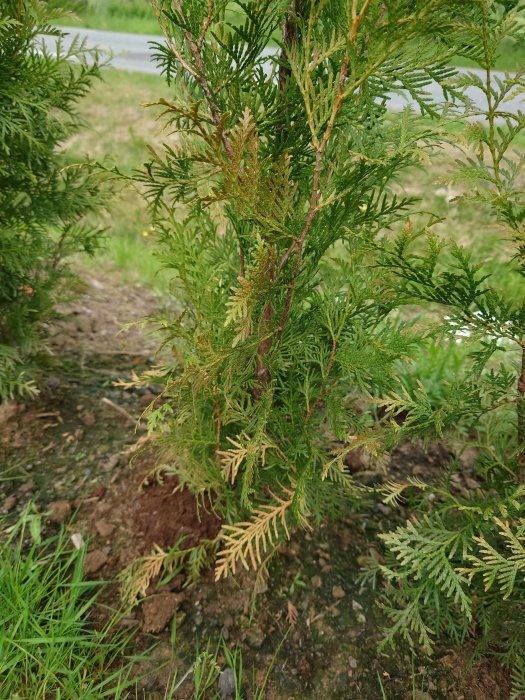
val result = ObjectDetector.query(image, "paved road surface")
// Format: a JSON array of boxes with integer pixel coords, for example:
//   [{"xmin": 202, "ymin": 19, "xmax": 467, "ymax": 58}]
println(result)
[{"xmin": 41, "ymin": 27, "xmax": 524, "ymax": 116}]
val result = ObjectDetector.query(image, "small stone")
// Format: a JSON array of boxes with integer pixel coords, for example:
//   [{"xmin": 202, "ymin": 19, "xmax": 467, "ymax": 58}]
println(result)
[
  {"xmin": 218, "ymin": 668, "xmax": 236, "ymax": 698},
  {"xmin": 311, "ymin": 575, "xmax": 322, "ymax": 589},
  {"xmin": 246, "ymin": 625, "xmax": 265, "ymax": 649},
  {"xmin": 332, "ymin": 585, "xmax": 345, "ymax": 599},
  {"xmin": 84, "ymin": 549, "xmax": 109, "ymax": 574},
  {"xmin": 71, "ymin": 532, "xmax": 85, "ymax": 549},
  {"xmin": 95, "ymin": 519, "xmax": 115, "ymax": 538},
  {"xmin": 3, "ymin": 495, "xmax": 17, "ymax": 512},
  {"xmin": 48, "ymin": 500, "xmax": 72, "ymax": 523},
  {"xmin": 118, "ymin": 616, "xmax": 139, "ymax": 628},
  {"xmin": 348, "ymin": 656, "xmax": 358, "ymax": 669},
  {"xmin": 81, "ymin": 412, "xmax": 96, "ymax": 427},
  {"xmin": 352, "ymin": 599, "xmax": 363, "ymax": 611},
  {"xmin": 45, "ymin": 375, "xmax": 61, "ymax": 390}
]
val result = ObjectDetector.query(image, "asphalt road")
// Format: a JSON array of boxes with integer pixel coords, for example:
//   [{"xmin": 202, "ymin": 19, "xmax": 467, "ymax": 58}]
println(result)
[{"xmin": 42, "ymin": 27, "xmax": 524, "ymax": 116}]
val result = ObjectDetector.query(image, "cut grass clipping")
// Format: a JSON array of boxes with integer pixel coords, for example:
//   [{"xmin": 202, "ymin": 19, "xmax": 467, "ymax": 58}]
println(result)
[{"xmin": 0, "ymin": 507, "xmax": 134, "ymax": 700}]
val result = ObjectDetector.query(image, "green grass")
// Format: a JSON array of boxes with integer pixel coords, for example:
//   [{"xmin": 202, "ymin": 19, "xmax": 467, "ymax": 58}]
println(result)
[
  {"xmin": 53, "ymin": 0, "xmax": 249, "ymax": 36},
  {"xmin": 54, "ymin": 0, "xmax": 162, "ymax": 35},
  {"xmin": 68, "ymin": 67, "xmax": 174, "ymax": 294},
  {"xmin": 0, "ymin": 506, "xmax": 287, "ymax": 699},
  {"xmin": 0, "ymin": 507, "xmax": 135, "ymax": 699}
]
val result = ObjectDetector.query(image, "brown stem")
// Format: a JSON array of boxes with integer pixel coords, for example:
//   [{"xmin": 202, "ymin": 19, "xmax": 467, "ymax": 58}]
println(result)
[
  {"xmin": 517, "ymin": 347, "xmax": 525, "ymax": 482},
  {"xmin": 171, "ymin": 1, "xmax": 222, "ymax": 126},
  {"xmin": 276, "ymin": 57, "xmax": 349, "ymax": 342},
  {"xmin": 252, "ymin": 1, "xmax": 306, "ymax": 397},
  {"xmin": 16, "ymin": 0, "xmax": 22, "ymax": 35},
  {"xmin": 198, "ymin": 0, "xmax": 214, "ymax": 49},
  {"xmin": 214, "ymin": 385, "xmax": 222, "ymax": 460},
  {"xmin": 253, "ymin": 301, "xmax": 274, "ymax": 400},
  {"xmin": 350, "ymin": 0, "xmax": 375, "ymax": 43},
  {"xmin": 239, "ymin": 247, "xmax": 246, "ymax": 278},
  {"xmin": 278, "ymin": 0, "xmax": 305, "ymax": 92}
]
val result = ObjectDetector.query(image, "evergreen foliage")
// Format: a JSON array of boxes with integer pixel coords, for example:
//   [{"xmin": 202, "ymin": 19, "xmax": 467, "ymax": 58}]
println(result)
[
  {"xmin": 364, "ymin": 1, "xmax": 525, "ymax": 691},
  {"xmin": 141, "ymin": 0, "xmax": 476, "ymax": 571},
  {"xmin": 138, "ymin": 0, "xmax": 525, "ymax": 687},
  {"xmin": 0, "ymin": 0, "xmax": 104, "ymax": 399}
]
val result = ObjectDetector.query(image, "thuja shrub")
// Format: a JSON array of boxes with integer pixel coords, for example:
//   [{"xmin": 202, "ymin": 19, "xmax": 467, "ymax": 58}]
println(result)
[
  {"xmin": 137, "ymin": 0, "xmax": 491, "ymax": 580},
  {"xmin": 0, "ymin": 1, "xmax": 104, "ymax": 399},
  {"xmin": 360, "ymin": 1, "xmax": 525, "ymax": 691}
]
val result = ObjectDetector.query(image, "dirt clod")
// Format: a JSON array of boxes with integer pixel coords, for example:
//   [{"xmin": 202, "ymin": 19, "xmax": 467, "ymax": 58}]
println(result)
[
  {"xmin": 311, "ymin": 574, "xmax": 322, "ymax": 589},
  {"xmin": 81, "ymin": 412, "xmax": 96, "ymax": 426},
  {"xmin": 0, "ymin": 400, "xmax": 18, "ymax": 426},
  {"xmin": 3, "ymin": 495, "xmax": 17, "ymax": 512},
  {"xmin": 84, "ymin": 548, "xmax": 109, "ymax": 574},
  {"xmin": 95, "ymin": 519, "xmax": 115, "ymax": 537},
  {"xmin": 141, "ymin": 593, "xmax": 182, "ymax": 633},
  {"xmin": 91, "ymin": 483, "xmax": 107, "ymax": 499},
  {"xmin": 48, "ymin": 499, "xmax": 72, "ymax": 523}
]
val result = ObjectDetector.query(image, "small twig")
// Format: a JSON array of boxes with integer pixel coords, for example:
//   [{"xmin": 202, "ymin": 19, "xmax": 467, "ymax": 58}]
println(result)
[
  {"xmin": 16, "ymin": 0, "xmax": 22, "ymax": 34},
  {"xmin": 276, "ymin": 55, "xmax": 349, "ymax": 342},
  {"xmin": 239, "ymin": 247, "xmax": 246, "ymax": 278},
  {"xmin": 172, "ymin": 0, "xmax": 222, "ymax": 128},
  {"xmin": 350, "ymin": 0, "xmax": 375, "ymax": 43},
  {"xmin": 101, "ymin": 397, "xmax": 137, "ymax": 426},
  {"xmin": 198, "ymin": 0, "xmax": 214, "ymax": 49},
  {"xmin": 517, "ymin": 348, "xmax": 525, "ymax": 482},
  {"xmin": 213, "ymin": 385, "xmax": 222, "ymax": 459}
]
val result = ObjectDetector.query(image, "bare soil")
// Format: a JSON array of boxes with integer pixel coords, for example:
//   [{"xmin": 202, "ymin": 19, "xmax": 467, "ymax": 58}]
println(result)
[{"xmin": 0, "ymin": 272, "xmax": 513, "ymax": 700}]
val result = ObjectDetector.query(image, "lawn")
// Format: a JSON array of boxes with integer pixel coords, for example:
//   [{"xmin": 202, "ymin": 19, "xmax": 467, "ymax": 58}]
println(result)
[{"xmin": 66, "ymin": 68, "xmax": 174, "ymax": 294}]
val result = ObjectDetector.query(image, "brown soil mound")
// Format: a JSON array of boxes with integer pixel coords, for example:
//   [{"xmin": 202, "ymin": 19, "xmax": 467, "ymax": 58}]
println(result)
[{"xmin": 78, "ymin": 454, "xmax": 221, "ymax": 573}]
